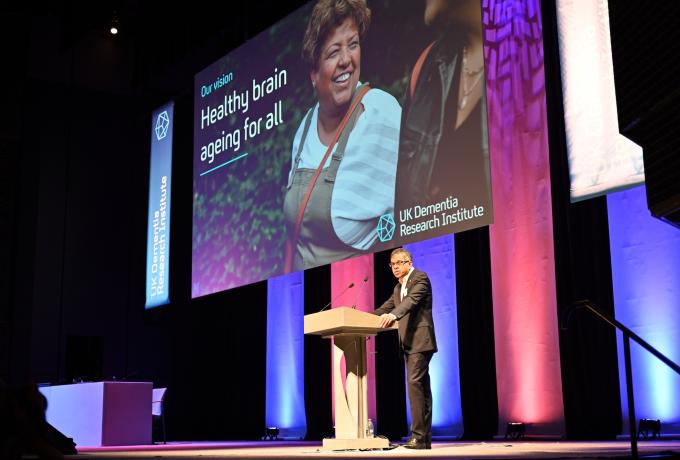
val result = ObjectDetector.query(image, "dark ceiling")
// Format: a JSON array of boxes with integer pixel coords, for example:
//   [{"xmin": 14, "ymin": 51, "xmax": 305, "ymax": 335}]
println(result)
[
  {"xmin": 3, "ymin": 1, "xmax": 678, "ymax": 129},
  {"xmin": 3, "ymin": 1, "xmax": 310, "ymax": 101}
]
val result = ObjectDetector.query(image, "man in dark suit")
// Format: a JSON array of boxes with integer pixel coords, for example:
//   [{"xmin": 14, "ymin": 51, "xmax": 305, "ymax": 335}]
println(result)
[{"xmin": 375, "ymin": 247, "xmax": 437, "ymax": 449}]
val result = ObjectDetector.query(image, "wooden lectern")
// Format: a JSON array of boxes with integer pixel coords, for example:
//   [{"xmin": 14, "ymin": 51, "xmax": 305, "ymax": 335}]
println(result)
[{"xmin": 304, "ymin": 307, "xmax": 396, "ymax": 450}]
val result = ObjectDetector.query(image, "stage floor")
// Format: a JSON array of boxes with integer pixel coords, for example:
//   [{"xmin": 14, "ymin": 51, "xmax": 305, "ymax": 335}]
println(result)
[{"xmin": 71, "ymin": 440, "xmax": 680, "ymax": 459}]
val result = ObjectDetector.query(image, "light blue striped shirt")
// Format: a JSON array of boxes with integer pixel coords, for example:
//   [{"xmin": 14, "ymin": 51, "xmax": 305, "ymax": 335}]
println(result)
[{"xmin": 290, "ymin": 87, "xmax": 401, "ymax": 250}]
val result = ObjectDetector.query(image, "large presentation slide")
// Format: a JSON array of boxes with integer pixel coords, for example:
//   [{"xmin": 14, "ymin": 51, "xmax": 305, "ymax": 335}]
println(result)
[{"xmin": 192, "ymin": 0, "xmax": 493, "ymax": 297}]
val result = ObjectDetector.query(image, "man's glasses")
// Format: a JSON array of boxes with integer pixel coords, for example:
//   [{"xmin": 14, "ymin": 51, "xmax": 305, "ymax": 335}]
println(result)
[{"xmin": 388, "ymin": 260, "xmax": 411, "ymax": 268}]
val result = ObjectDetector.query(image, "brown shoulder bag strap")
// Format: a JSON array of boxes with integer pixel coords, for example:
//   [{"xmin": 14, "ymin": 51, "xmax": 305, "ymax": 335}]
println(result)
[
  {"xmin": 284, "ymin": 84, "xmax": 371, "ymax": 273},
  {"xmin": 410, "ymin": 42, "xmax": 436, "ymax": 100}
]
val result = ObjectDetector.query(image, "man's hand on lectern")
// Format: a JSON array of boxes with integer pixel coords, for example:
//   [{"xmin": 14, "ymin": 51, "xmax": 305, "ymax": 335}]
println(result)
[{"xmin": 378, "ymin": 313, "xmax": 396, "ymax": 328}]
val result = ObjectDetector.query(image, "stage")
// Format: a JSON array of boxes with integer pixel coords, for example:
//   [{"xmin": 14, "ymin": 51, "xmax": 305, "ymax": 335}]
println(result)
[{"xmin": 72, "ymin": 440, "xmax": 680, "ymax": 459}]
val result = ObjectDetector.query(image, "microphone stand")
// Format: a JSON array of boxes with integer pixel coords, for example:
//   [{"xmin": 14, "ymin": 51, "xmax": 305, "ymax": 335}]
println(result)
[
  {"xmin": 318, "ymin": 281, "xmax": 355, "ymax": 312},
  {"xmin": 351, "ymin": 276, "xmax": 370, "ymax": 309}
]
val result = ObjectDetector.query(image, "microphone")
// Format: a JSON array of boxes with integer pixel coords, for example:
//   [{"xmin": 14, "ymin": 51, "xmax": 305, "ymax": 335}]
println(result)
[
  {"xmin": 351, "ymin": 276, "xmax": 370, "ymax": 309},
  {"xmin": 319, "ymin": 281, "xmax": 355, "ymax": 312}
]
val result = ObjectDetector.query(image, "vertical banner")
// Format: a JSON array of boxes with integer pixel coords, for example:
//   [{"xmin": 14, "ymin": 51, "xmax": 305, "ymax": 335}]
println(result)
[
  {"xmin": 145, "ymin": 102, "xmax": 174, "ymax": 309},
  {"xmin": 405, "ymin": 235, "xmax": 463, "ymax": 438},
  {"xmin": 484, "ymin": 0, "xmax": 565, "ymax": 435},
  {"xmin": 265, "ymin": 272, "xmax": 306, "ymax": 439},
  {"xmin": 608, "ymin": 186, "xmax": 680, "ymax": 436},
  {"xmin": 556, "ymin": 0, "xmax": 644, "ymax": 201}
]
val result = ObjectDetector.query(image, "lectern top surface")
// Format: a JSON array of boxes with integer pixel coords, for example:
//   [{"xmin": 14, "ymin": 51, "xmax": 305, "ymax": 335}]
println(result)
[{"xmin": 303, "ymin": 307, "xmax": 397, "ymax": 336}]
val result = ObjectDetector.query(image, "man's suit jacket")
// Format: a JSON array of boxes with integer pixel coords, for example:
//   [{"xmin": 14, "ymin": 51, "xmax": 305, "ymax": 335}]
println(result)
[{"xmin": 374, "ymin": 268, "xmax": 437, "ymax": 354}]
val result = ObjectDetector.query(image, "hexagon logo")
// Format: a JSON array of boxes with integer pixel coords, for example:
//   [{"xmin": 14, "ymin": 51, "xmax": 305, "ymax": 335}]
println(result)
[
  {"xmin": 155, "ymin": 110, "xmax": 170, "ymax": 140},
  {"xmin": 377, "ymin": 213, "xmax": 396, "ymax": 242}
]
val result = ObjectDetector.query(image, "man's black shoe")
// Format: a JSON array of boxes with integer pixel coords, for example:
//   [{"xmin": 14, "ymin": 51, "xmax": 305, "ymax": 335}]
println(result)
[{"xmin": 402, "ymin": 437, "xmax": 431, "ymax": 449}]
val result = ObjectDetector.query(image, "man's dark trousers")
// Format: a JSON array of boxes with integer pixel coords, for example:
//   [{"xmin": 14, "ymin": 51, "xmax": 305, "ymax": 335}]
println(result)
[{"xmin": 406, "ymin": 351, "xmax": 434, "ymax": 442}]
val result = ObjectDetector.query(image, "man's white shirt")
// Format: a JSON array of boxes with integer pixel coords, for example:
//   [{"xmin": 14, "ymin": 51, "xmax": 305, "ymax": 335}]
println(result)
[{"xmin": 390, "ymin": 266, "xmax": 415, "ymax": 320}]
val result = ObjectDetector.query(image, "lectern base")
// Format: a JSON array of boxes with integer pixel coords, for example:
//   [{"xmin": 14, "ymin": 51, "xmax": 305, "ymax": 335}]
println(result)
[{"xmin": 322, "ymin": 437, "xmax": 390, "ymax": 450}]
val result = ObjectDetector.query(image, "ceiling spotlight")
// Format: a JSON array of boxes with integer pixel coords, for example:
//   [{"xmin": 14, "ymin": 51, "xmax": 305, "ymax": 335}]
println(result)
[{"xmin": 110, "ymin": 12, "xmax": 119, "ymax": 35}]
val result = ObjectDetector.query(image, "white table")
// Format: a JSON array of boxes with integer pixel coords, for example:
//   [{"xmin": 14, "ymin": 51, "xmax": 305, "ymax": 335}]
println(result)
[{"xmin": 40, "ymin": 381, "xmax": 152, "ymax": 447}]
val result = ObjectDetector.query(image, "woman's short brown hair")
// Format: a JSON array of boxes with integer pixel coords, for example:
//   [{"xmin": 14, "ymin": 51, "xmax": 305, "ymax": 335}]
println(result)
[{"xmin": 302, "ymin": 0, "xmax": 371, "ymax": 70}]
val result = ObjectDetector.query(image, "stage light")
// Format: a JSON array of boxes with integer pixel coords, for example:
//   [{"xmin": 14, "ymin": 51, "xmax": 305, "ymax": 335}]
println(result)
[
  {"xmin": 505, "ymin": 422, "xmax": 526, "ymax": 440},
  {"xmin": 638, "ymin": 419, "xmax": 661, "ymax": 439},
  {"xmin": 262, "ymin": 426, "xmax": 279, "ymax": 441},
  {"xmin": 109, "ymin": 12, "xmax": 119, "ymax": 35}
]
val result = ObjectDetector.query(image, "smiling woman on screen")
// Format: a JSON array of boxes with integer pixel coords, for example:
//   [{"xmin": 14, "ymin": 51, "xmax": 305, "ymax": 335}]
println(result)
[{"xmin": 283, "ymin": 0, "xmax": 401, "ymax": 272}]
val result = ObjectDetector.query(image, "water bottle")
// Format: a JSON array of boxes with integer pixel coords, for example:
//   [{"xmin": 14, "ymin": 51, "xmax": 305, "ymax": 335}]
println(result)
[{"xmin": 367, "ymin": 418, "xmax": 374, "ymax": 438}]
